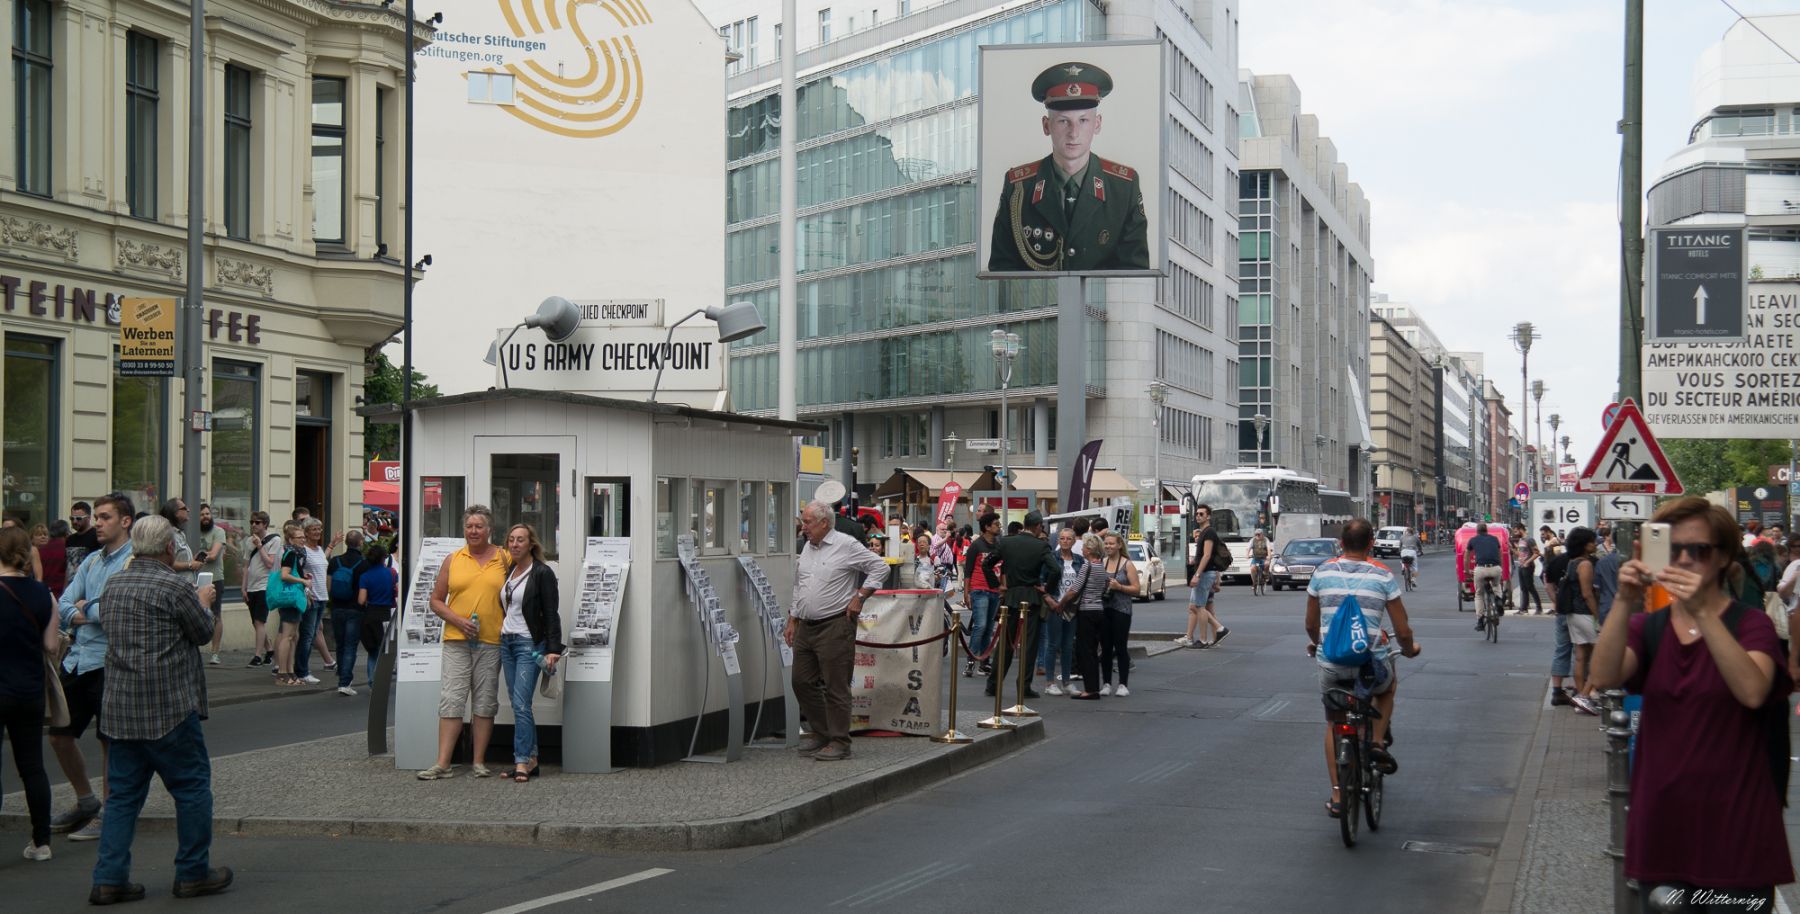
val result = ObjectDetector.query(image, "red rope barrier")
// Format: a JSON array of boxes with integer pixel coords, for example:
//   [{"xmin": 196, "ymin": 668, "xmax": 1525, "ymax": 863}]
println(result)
[{"xmin": 853, "ymin": 629, "xmax": 953, "ymax": 650}]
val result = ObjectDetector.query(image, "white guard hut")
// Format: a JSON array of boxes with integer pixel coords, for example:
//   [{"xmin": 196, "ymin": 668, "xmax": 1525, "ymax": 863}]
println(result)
[{"xmin": 371, "ymin": 389, "xmax": 819, "ymax": 768}]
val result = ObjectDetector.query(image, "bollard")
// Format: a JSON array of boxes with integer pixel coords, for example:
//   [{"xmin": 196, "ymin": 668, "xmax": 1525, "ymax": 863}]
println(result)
[
  {"xmin": 1006, "ymin": 603, "xmax": 1039, "ymax": 719},
  {"xmin": 932, "ymin": 614, "xmax": 974, "ymax": 744},
  {"xmin": 978, "ymin": 605, "xmax": 1018, "ymax": 730},
  {"xmin": 1602, "ymin": 688, "xmax": 1636, "ymax": 914}
]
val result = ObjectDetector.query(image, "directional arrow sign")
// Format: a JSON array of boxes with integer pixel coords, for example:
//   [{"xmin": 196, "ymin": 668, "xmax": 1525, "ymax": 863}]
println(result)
[
  {"xmin": 1600, "ymin": 494, "xmax": 1653, "ymax": 521},
  {"xmin": 1647, "ymin": 226, "xmax": 1746, "ymax": 343}
]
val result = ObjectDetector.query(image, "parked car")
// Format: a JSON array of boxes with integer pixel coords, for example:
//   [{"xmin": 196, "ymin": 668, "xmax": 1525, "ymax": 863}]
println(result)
[
  {"xmin": 1126, "ymin": 539, "xmax": 1168, "ymax": 601},
  {"xmin": 1373, "ymin": 526, "xmax": 1408, "ymax": 558},
  {"xmin": 1270, "ymin": 538, "xmax": 1342, "ymax": 590}
]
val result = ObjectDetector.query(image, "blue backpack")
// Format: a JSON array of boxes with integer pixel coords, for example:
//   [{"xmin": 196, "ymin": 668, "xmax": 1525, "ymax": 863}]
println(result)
[
  {"xmin": 1321, "ymin": 593, "xmax": 1374, "ymax": 666},
  {"xmin": 328, "ymin": 556, "xmax": 362, "ymax": 604}
]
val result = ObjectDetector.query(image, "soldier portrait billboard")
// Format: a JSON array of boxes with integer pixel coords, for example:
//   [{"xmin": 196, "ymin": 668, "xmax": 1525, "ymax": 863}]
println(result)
[{"xmin": 977, "ymin": 41, "xmax": 1166, "ymax": 277}]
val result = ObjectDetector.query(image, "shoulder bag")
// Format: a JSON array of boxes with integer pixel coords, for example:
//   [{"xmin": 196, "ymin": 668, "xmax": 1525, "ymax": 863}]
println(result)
[{"xmin": 0, "ymin": 578, "xmax": 69, "ymax": 728}]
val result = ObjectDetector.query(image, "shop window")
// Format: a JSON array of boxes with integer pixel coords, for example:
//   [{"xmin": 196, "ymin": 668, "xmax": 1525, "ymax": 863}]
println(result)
[
  {"xmin": 311, "ymin": 77, "xmax": 346, "ymax": 244},
  {"xmin": 210, "ymin": 360, "xmax": 260, "ymax": 592},
  {"xmin": 111, "ymin": 361, "xmax": 167, "ymax": 518},
  {"xmin": 293, "ymin": 371, "xmax": 331, "ymax": 527},
  {"xmin": 2, "ymin": 336, "xmax": 58, "ymax": 525},
  {"xmin": 739, "ymin": 481, "xmax": 765, "ymax": 553},
  {"xmin": 421, "ymin": 476, "xmax": 466, "ymax": 539}
]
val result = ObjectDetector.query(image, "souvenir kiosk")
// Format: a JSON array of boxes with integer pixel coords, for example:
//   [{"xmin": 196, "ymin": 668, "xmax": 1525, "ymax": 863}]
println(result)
[{"xmin": 376, "ymin": 389, "xmax": 820, "ymax": 769}]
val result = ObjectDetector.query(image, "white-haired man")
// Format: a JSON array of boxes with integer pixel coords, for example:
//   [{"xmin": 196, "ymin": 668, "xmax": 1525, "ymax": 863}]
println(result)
[{"xmin": 788, "ymin": 500, "xmax": 890, "ymax": 761}]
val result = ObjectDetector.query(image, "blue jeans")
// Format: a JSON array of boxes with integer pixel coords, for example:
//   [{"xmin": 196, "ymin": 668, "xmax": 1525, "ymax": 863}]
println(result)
[
  {"xmin": 1041, "ymin": 611, "xmax": 1077, "ymax": 681},
  {"xmin": 296, "ymin": 600, "xmax": 325, "ymax": 678},
  {"xmin": 1552, "ymin": 613, "xmax": 1572, "ymax": 678},
  {"xmin": 93, "ymin": 712, "xmax": 212, "ymax": 887},
  {"xmin": 332, "ymin": 606, "xmax": 363, "ymax": 688},
  {"xmin": 500, "ymin": 634, "xmax": 542, "ymax": 765},
  {"xmin": 968, "ymin": 590, "xmax": 1000, "ymax": 661}
]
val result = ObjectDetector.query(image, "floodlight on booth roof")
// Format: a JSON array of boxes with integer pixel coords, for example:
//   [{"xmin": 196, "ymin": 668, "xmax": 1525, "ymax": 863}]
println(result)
[
  {"xmin": 649, "ymin": 300, "xmax": 767, "ymax": 402},
  {"xmin": 485, "ymin": 296, "xmax": 583, "ymax": 385}
]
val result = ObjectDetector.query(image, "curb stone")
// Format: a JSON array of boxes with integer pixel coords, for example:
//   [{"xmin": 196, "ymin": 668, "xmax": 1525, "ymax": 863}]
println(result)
[
  {"xmin": 1, "ymin": 719, "xmax": 1045, "ymax": 852},
  {"xmin": 1480, "ymin": 691, "xmax": 1555, "ymax": 914}
]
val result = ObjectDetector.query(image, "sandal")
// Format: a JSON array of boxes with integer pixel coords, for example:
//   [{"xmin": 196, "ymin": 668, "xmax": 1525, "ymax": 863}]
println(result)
[
  {"xmin": 510, "ymin": 767, "xmax": 531, "ymax": 783},
  {"xmin": 471, "ymin": 764, "xmax": 493, "ymax": 778},
  {"xmin": 1325, "ymin": 800, "xmax": 1343, "ymax": 818}
]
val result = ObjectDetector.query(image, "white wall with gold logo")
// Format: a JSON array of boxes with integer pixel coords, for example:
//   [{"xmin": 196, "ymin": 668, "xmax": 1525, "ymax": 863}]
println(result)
[{"xmin": 412, "ymin": 0, "xmax": 726, "ymax": 391}]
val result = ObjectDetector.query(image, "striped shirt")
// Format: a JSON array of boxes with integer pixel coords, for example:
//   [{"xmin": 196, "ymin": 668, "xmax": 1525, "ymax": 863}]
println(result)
[
  {"xmin": 97, "ymin": 557, "xmax": 213, "ymax": 741},
  {"xmin": 1307, "ymin": 556, "xmax": 1402, "ymax": 672}
]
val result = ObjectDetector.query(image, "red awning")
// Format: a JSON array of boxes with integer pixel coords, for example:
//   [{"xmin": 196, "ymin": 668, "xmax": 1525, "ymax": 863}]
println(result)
[{"xmin": 362, "ymin": 480, "xmax": 399, "ymax": 511}]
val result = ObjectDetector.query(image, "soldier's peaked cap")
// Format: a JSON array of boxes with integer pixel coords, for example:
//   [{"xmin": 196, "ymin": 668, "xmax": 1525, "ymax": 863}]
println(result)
[{"xmin": 1032, "ymin": 61, "xmax": 1112, "ymax": 110}]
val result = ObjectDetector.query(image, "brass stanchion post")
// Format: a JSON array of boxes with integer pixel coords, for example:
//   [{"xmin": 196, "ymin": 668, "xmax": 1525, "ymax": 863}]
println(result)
[
  {"xmin": 932, "ymin": 614, "xmax": 973, "ymax": 744},
  {"xmin": 1005, "ymin": 603, "xmax": 1038, "ymax": 718},
  {"xmin": 978, "ymin": 605, "xmax": 1017, "ymax": 729}
]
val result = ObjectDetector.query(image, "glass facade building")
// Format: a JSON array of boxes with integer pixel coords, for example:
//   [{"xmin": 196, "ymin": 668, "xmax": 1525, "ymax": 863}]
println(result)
[{"xmin": 712, "ymin": 0, "xmax": 1244, "ymax": 512}]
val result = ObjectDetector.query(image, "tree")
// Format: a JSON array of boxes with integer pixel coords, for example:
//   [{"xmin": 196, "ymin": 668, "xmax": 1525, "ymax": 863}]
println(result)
[
  {"xmin": 1662, "ymin": 438, "xmax": 1790, "ymax": 495},
  {"xmin": 362, "ymin": 351, "xmax": 440, "ymax": 460}
]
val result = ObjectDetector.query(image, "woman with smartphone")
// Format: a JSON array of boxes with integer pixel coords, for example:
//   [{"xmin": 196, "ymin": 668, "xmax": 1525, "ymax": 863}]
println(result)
[{"xmin": 1589, "ymin": 497, "xmax": 1792, "ymax": 908}]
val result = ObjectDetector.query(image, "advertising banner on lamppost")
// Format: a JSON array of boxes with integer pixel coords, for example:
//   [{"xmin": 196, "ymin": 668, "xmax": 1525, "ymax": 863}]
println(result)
[{"xmin": 976, "ymin": 41, "xmax": 1166, "ymax": 277}]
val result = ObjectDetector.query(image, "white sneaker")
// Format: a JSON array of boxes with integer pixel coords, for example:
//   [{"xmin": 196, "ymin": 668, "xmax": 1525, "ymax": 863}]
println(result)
[
  {"xmin": 336, "ymin": 686, "xmax": 357, "ymax": 696},
  {"xmin": 22, "ymin": 842, "xmax": 50, "ymax": 861},
  {"xmin": 302, "ymin": 675, "xmax": 321, "ymax": 684},
  {"xmin": 1098, "ymin": 684, "xmax": 1113, "ymax": 696},
  {"xmin": 208, "ymin": 653, "xmax": 220, "ymax": 665},
  {"xmin": 1044, "ymin": 682, "xmax": 1064, "ymax": 696},
  {"xmin": 1115, "ymin": 685, "xmax": 1131, "ymax": 697},
  {"xmin": 1172, "ymin": 637, "xmax": 1192, "ymax": 647}
]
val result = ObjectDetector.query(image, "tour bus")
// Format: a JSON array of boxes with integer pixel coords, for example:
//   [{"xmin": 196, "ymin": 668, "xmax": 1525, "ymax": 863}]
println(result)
[
  {"xmin": 1186, "ymin": 467, "xmax": 1326, "ymax": 584},
  {"xmin": 1044, "ymin": 504, "xmax": 1134, "ymax": 540}
]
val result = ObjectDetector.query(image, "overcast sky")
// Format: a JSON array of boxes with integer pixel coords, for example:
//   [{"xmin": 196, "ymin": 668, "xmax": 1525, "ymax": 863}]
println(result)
[{"xmin": 1239, "ymin": 0, "xmax": 1787, "ymax": 479}]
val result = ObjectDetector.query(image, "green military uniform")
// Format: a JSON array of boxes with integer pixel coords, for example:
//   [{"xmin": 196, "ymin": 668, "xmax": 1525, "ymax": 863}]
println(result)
[
  {"xmin": 987, "ymin": 61, "xmax": 1150, "ymax": 272},
  {"xmin": 980, "ymin": 521, "xmax": 1060, "ymax": 694}
]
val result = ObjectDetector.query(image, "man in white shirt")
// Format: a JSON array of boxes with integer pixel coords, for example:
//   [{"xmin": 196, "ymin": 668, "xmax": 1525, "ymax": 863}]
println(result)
[{"xmin": 787, "ymin": 500, "xmax": 891, "ymax": 761}]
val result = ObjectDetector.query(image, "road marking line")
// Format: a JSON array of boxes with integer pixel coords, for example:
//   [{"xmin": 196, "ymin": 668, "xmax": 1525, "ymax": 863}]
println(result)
[
  {"xmin": 832, "ymin": 862, "xmax": 951, "ymax": 907},
  {"xmin": 843, "ymin": 862, "xmax": 970, "ymax": 907},
  {"xmin": 482, "ymin": 868, "xmax": 674, "ymax": 914}
]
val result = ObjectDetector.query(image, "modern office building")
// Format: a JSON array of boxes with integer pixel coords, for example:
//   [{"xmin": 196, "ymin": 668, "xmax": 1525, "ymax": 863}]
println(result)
[
  {"xmin": 1371, "ymin": 295, "xmax": 1483, "ymax": 531},
  {"xmin": 1367, "ymin": 313, "xmax": 1435, "ymax": 530},
  {"xmin": 1, "ymin": 0, "xmax": 416, "ymax": 590},
  {"xmin": 1235, "ymin": 70, "xmax": 1375, "ymax": 501},
  {"xmin": 703, "ymin": 0, "xmax": 1246, "ymax": 516},
  {"xmin": 1648, "ymin": 13, "xmax": 1800, "ymax": 274}
]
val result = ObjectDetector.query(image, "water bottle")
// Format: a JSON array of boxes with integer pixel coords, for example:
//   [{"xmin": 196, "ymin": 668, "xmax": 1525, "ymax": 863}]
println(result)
[
  {"xmin": 532, "ymin": 649, "xmax": 545, "ymax": 669},
  {"xmin": 469, "ymin": 609, "xmax": 480, "ymax": 637}
]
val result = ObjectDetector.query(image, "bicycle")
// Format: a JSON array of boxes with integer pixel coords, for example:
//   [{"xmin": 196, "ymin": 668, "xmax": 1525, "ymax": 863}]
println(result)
[
  {"xmin": 1400, "ymin": 556, "xmax": 1417, "ymax": 592},
  {"xmin": 1250, "ymin": 559, "xmax": 1267, "ymax": 596},
  {"xmin": 1324, "ymin": 686, "xmax": 1386, "ymax": 847},
  {"xmin": 1478, "ymin": 576, "xmax": 1501, "ymax": 643}
]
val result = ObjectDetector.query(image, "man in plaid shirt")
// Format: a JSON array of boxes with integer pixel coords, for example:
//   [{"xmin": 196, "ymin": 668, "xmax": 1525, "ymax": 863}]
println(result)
[{"xmin": 88, "ymin": 515, "xmax": 233, "ymax": 905}]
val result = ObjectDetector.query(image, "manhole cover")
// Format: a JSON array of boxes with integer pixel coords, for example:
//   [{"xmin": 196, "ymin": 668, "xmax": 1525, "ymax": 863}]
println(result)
[{"xmin": 1402, "ymin": 841, "xmax": 1492, "ymax": 856}]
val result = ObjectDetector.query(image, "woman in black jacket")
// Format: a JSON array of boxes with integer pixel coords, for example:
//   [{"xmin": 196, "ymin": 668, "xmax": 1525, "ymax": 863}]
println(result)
[{"xmin": 498, "ymin": 524, "xmax": 563, "ymax": 782}]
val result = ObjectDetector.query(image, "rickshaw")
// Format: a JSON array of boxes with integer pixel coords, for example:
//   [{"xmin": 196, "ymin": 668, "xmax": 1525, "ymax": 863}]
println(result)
[{"xmin": 1453, "ymin": 523, "xmax": 1515, "ymax": 613}]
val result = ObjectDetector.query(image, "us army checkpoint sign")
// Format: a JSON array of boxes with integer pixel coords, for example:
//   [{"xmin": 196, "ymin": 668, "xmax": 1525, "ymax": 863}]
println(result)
[
  {"xmin": 1576, "ymin": 399, "xmax": 1684, "ymax": 496},
  {"xmin": 1647, "ymin": 226, "xmax": 1746, "ymax": 343}
]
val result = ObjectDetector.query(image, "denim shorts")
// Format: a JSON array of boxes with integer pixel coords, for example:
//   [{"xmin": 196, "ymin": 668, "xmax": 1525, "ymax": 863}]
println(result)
[{"xmin": 1190, "ymin": 570, "xmax": 1219, "ymax": 605}]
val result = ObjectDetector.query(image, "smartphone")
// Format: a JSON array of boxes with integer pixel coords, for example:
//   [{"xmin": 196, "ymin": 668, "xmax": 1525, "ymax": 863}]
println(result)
[
  {"xmin": 196, "ymin": 572, "xmax": 213, "ymax": 591},
  {"xmin": 1641, "ymin": 522, "xmax": 1671, "ymax": 574}
]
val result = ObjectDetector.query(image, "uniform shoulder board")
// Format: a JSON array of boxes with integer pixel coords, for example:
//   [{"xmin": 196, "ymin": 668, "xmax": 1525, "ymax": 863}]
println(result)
[
  {"xmin": 1099, "ymin": 159, "xmax": 1136, "ymax": 181},
  {"xmin": 1007, "ymin": 161, "xmax": 1042, "ymax": 183}
]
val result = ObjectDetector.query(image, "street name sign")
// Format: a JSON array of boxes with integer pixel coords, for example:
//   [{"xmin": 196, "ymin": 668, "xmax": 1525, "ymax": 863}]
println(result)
[
  {"xmin": 1647, "ymin": 226, "xmax": 1746, "ymax": 343},
  {"xmin": 1599, "ymin": 494, "xmax": 1653, "ymax": 522},
  {"xmin": 1576, "ymin": 398, "xmax": 1684, "ymax": 495},
  {"xmin": 1641, "ymin": 282, "xmax": 1800, "ymax": 438},
  {"xmin": 963, "ymin": 438, "xmax": 1002, "ymax": 452}
]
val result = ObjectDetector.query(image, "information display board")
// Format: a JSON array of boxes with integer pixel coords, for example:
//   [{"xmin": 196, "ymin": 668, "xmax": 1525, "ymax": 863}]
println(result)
[
  {"xmin": 565, "ymin": 537, "xmax": 629, "ymax": 683},
  {"xmin": 677, "ymin": 534, "xmax": 740, "ymax": 675},
  {"xmin": 737, "ymin": 556, "xmax": 791, "ymax": 667},
  {"xmin": 396, "ymin": 538, "xmax": 463, "ymax": 682}
]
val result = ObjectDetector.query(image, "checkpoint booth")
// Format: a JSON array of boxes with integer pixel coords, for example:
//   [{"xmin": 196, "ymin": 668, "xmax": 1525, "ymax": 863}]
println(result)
[{"xmin": 376, "ymin": 388, "xmax": 820, "ymax": 769}]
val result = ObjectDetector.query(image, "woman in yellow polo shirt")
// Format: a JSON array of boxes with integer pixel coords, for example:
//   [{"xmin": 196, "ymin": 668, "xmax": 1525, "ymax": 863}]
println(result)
[{"xmin": 417, "ymin": 505, "xmax": 507, "ymax": 780}]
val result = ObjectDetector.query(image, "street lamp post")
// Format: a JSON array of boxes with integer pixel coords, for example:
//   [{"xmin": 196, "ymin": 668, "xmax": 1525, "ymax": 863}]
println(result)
[
  {"xmin": 1561, "ymin": 434, "xmax": 1573, "ymax": 466},
  {"xmin": 992, "ymin": 329, "xmax": 1022, "ymax": 517},
  {"xmin": 1548, "ymin": 412, "xmax": 1562, "ymax": 490},
  {"xmin": 1253, "ymin": 413, "xmax": 1270, "ymax": 468},
  {"xmin": 1148, "ymin": 381, "xmax": 1169, "ymax": 554},
  {"xmin": 1531, "ymin": 380, "xmax": 1546, "ymax": 493},
  {"xmin": 1314, "ymin": 434, "xmax": 1329, "ymax": 481},
  {"xmin": 1511, "ymin": 321, "xmax": 1538, "ymax": 492},
  {"xmin": 943, "ymin": 432, "xmax": 960, "ymax": 486}
]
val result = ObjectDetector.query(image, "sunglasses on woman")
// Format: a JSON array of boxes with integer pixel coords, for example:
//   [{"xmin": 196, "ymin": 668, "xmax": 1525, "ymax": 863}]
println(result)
[{"xmin": 1670, "ymin": 541, "xmax": 1716, "ymax": 561}]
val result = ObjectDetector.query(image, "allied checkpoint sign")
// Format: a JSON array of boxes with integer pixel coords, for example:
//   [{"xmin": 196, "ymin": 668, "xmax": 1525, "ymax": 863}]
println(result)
[
  {"xmin": 1642, "ymin": 282, "xmax": 1800, "ymax": 438},
  {"xmin": 851, "ymin": 592, "xmax": 945, "ymax": 735},
  {"xmin": 1647, "ymin": 226, "xmax": 1747, "ymax": 343},
  {"xmin": 976, "ymin": 41, "xmax": 1167, "ymax": 277}
]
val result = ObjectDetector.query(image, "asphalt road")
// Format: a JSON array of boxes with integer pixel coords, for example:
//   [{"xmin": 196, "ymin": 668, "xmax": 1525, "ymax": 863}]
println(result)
[{"xmin": 2, "ymin": 553, "xmax": 1560, "ymax": 913}]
